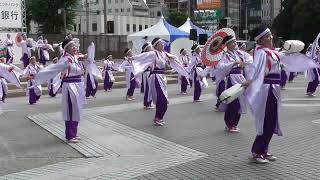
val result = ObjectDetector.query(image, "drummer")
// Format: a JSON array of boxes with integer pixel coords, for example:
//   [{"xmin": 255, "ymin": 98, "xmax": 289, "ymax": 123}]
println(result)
[{"xmin": 217, "ymin": 35, "xmax": 253, "ymax": 133}]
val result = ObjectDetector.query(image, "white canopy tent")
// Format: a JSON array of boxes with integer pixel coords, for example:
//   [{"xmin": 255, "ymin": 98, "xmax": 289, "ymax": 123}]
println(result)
[{"xmin": 127, "ymin": 17, "xmax": 189, "ymax": 54}]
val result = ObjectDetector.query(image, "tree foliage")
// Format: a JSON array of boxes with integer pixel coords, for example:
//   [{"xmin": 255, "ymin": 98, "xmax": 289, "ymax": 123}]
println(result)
[
  {"xmin": 165, "ymin": 11, "xmax": 189, "ymax": 27},
  {"xmin": 273, "ymin": 0, "xmax": 320, "ymax": 43},
  {"xmin": 27, "ymin": 0, "xmax": 78, "ymax": 34}
]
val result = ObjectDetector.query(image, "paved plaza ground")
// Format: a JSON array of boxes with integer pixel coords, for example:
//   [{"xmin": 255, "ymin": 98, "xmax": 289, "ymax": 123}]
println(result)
[{"xmin": 0, "ymin": 76, "xmax": 319, "ymax": 179}]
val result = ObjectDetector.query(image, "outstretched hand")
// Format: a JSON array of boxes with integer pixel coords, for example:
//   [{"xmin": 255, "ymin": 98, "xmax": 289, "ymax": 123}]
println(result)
[{"xmin": 241, "ymin": 80, "xmax": 252, "ymax": 89}]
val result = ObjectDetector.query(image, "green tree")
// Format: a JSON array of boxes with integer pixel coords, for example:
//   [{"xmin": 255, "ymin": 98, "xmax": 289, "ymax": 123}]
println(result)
[
  {"xmin": 291, "ymin": 0, "xmax": 320, "ymax": 43},
  {"xmin": 28, "ymin": 0, "xmax": 78, "ymax": 34},
  {"xmin": 165, "ymin": 11, "xmax": 189, "ymax": 27},
  {"xmin": 273, "ymin": 0, "xmax": 320, "ymax": 43},
  {"xmin": 272, "ymin": 0, "xmax": 298, "ymax": 40}
]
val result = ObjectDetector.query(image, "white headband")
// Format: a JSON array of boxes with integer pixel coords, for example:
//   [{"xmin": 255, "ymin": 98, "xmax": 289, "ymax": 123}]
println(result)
[
  {"xmin": 254, "ymin": 28, "xmax": 271, "ymax": 41},
  {"xmin": 225, "ymin": 37, "xmax": 236, "ymax": 45},
  {"xmin": 64, "ymin": 40, "xmax": 75, "ymax": 50},
  {"xmin": 143, "ymin": 43, "xmax": 152, "ymax": 51},
  {"xmin": 152, "ymin": 39, "xmax": 162, "ymax": 46}
]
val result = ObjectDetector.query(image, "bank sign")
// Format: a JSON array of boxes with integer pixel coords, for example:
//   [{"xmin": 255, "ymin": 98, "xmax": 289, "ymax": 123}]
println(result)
[{"xmin": 0, "ymin": 0, "xmax": 22, "ymax": 28}]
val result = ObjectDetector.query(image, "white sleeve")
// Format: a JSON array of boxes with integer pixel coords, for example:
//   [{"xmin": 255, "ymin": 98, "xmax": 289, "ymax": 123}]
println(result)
[
  {"xmin": 216, "ymin": 56, "xmax": 235, "ymax": 78},
  {"xmin": 34, "ymin": 57, "xmax": 69, "ymax": 84},
  {"xmin": 167, "ymin": 55, "xmax": 190, "ymax": 78},
  {"xmin": 131, "ymin": 52, "xmax": 156, "ymax": 75}
]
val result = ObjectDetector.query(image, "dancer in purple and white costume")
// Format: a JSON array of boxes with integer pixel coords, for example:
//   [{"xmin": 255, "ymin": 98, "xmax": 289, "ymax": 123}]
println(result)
[
  {"xmin": 47, "ymin": 57, "xmax": 61, "ymax": 97},
  {"xmin": 37, "ymin": 35, "xmax": 46, "ymax": 66},
  {"xmin": 217, "ymin": 35, "xmax": 253, "ymax": 133},
  {"xmin": 306, "ymin": 35, "xmax": 320, "ymax": 97},
  {"xmin": 0, "ymin": 58, "xmax": 9, "ymax": 102},
  {"xmin": 84, "ymin": 42, "xmax": 102, "ymax": 98},
  {"xmin": 20, "ymin": 34, "xmax": 32, "ymax": 68},
  {"xmin": 244, "ymin": 27, "xmax": 283, "ymax": 164},
  {"xmin": 0, "ymin": 58, "xmax": 22, "ymax": 102},
  {"xmin": 103, "ymin": 55, "xmax": 115, "ymax": 91},
  {"xmin": 3, "ymin": 34, "xmax": 14, "ymax": 64},
  {"xmin": 120, "ymin": 48, "xmax": 138, "ymax": 101},
  {"xmin": 244, "ymin": 26, "xmax": 319, "ymax": 164},
  {"xmin": 178, "ymin": 48, "xmax": 191, "ymax": 95},
  {"xmin": 141, "ymin": 42, "xmax": 153, "ymax": 109},
  {"xmin": 23, "ymin": 57, "xmax": 42, "ymax": 105},
  {"xmin": 188, "ymin": 44, "xmax": 206, "ymax": 102},
  {"xmin": 35, "ymin": 38, "xmax": 87, "ymax": 143},
  {"xmin": 130, "ymin": 37, "xmax": 190, "ymax": 126}
]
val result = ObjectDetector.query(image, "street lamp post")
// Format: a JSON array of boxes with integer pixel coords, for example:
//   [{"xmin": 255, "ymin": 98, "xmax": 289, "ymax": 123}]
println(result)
[
  {"xmin": 86, "ymin": 0, "xmax": 89, "ymax": 35},
  {"xmin": 104, "ymin": 0, "xmax": 108, "ymax": 34}
]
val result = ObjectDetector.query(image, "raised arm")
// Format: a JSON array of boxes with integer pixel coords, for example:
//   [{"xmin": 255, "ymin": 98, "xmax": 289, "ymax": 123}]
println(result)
[
  {"xmin": 131, "ymin": 51, "xmax": 156, "ymax": 75},
  {"xmin": 34, "ymin": 58, "xmax": 69, "ymax": 84}
]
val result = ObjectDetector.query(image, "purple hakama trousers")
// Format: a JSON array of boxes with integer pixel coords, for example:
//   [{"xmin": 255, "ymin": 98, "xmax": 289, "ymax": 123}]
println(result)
[
  {"xmin": 193, "ymin": 71, "xmax": 202, "ymax": 101},
  {"xmin": 126, "ymin": 73, "xmax": 136, "ymax": 97},
  {"xmin": 65, "ymin": 91, "xmax": 79, "ymax": 140},
  {"xmin": 143, "ymin": 75, "xmax": 152, "ymax": 107},
  {"xmin": 104, "ymin": 70, "xmax": 113, "ymax": 91},
  {"xmin": 85, "ymin": 74, "xmax": 98, "ymax": 97},
  {"xmin": 22, "ymin": 53, "xmax": 30, "ymax": 68},
  {"xmin": 307, "ymin": 68, "xmax": 319, "ymax": 94},
  {"xmin": 280, "ymin": 70, "xmax": 287, "ymax": 88},
  {"xmin": 29, "ymin": 81, "xmax": 40, "ymax": 104},
  {"xmin": 1, "ymin": 83, "xmax": 6, "ymax": 102},
  {"xmin": 288, "ymin": 72, "xmax": 295, "ymax": 82},
  {"xmin": 49, "ymin": 79, "xmax": 57, "ymax": 97},
  {"xmin": 39, "ymin": 49, "xmax": 46, "ymax": 65},
  {"xmin": 251, "ymin": 86, "xmax": 278, "ymax": 155},
  {"xmin": 216, "ymin": 80, "xmax": 226, "ymax": 108},
  {"xmin": 6, "ymin": 50, "xmax": 13, "ymax": 64},
  {"xmin": 155, "ymin": 76, "xmax": 167, "ymax": 120},
  {"xmin": 224, "ymin": 77, "xmax": 241, "ymax": 128},
  {"xmin": 181, "ymin": 76, "xmax": 188, "ymax": 93},
  {"xmin": 140, "ymin": 74, "xmax": 144, "ymax": 93}
]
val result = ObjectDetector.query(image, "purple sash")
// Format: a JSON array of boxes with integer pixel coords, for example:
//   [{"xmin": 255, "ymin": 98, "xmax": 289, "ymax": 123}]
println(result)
[
  {"xmin": 62, "ymin": 75, "xmax": 82, "ymax": 83},
  {"xmin": 264, "ymin": 73, "xmax": 281, "ymax": 84}
]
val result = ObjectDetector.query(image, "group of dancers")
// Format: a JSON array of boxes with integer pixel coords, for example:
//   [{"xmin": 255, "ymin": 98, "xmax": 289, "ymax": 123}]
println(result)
[{"xmin": 0, "ymin": 25, "xmax": 319, "ymax": 164}]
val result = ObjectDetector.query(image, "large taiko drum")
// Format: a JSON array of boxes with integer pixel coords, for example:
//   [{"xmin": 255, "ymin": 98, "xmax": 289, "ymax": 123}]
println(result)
[{"xmin": 283, "ymin": 40, "xmax": 305, "ymax": 53}]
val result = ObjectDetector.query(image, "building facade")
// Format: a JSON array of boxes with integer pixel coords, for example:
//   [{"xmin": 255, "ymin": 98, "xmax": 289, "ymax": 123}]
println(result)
[
  {"xmin": 70, "ymin": 0, "xmax": 159, "ymax": 35},
  {"xmin": 240, "ymin": 0, "xmax": 282, "ymax": 40},
  {"xmin": 221, "ymin": 0, "xmax": 241, "ymax": 36},
  {"xmin": 261, "ymin": 0, "xmax": 282, "ymax": 26},
  {"xmin": 29, "ymin": 0, "xmax": 160, "ymax": 35}
]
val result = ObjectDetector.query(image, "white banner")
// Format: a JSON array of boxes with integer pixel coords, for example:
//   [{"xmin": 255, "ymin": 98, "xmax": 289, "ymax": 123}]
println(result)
[{"xmin": 0, "ymin": 0, "xmax": 22, "ymax": 28}]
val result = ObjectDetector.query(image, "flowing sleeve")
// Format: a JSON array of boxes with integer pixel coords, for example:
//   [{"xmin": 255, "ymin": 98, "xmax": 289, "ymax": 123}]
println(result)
[
  {"xmin": 34, "ymin": 58, "xmax": 68, "ymax": 85},
  {"xmin": 199, "ymin": 66, "xmax": 213, "ymax": 77},
  {"xmin": 85, "ymin": 43, "xmax": 103, "ymax": 79},
  {"xmin": 131, "ymin": 52, "xmax": 156, "ymax": 75},
  {"xmin": 112, "ymin": 62, "xmax": 120, "ymax": 71},
  {"xmin": 0, "ymin": 64, "xmax": 22, "ymax": 88},
  {"xmin": 242, "ymin": 51, "xmax": 255, "ymax": 79},
  {"xmin": 216, "ymin": 56, "xmax": 234, "ymax": 78},
  {"xmin": 186, "ymin": 56, "xmax": 196, "ymax": 73},
  {"xmin": 52, "ymin": 73, "xmax": 62, "ymax": 94},
  {"xmin": 118, "ymin": 61, "xmax": 129, "ymax": 72},
  {"xmin": 281, "ymin": 53, "xmax": 320, "ymax": 72},
  {"xmin": 245, "ymin": 50, "xmax": 267, "ymax": 104},
  {"xmin": 166, "ymin": 53, "xmax": 190, "ymax": 79},
  {"xmin": 47, "ymin": 44, "xmax": 55, "ymax": 52},
  {"xmin": 22, "ymin": 66, "xmax": 29, "ymax": 78}
]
